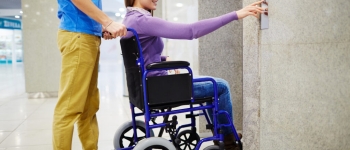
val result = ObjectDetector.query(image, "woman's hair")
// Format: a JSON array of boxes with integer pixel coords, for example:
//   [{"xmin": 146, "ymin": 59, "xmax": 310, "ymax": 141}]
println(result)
[{"xmin": 124, "ymin": 0, "xmax": 135, "ymax": 7}]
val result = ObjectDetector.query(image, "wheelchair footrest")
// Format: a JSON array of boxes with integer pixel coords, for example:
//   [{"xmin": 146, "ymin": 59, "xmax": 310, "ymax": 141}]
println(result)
[
  {"xmin": 185, "ymin": 113, "xmax": 200, "ymax": 118},
  {"xmin": 206, "ymin": 124, "xmax": 214, "ymax": 130}
]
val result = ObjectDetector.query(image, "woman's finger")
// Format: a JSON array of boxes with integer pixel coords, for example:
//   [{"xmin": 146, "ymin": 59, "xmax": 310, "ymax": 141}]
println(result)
[
  {"xmin": 257, "ymin": 6, "xmax": 264, "ymax": 11},
  {"xmin": 250, "ymin": 12, "xmax": 259, "ymax": 18},
  {"xmin": 247, "ymin": 12, "xmax": 256, "ymax": 17},
  {"xmin": 254, "ymin": 8, "xmax": 263, "ymax": 14},
  {"xmin": 247, "ymin": 6, "xmax": 263, "ymax": 12},
  {"xmin": 250, "ymin": 0, "xmax": 264, "ymax": 6}
]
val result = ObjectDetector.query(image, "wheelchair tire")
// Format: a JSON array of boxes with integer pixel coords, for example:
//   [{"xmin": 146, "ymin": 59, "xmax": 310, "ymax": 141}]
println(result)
[
  {"xmin": 176, "ymin": 129, "xmax": 200, "ymax": 150},
  {"xmin": 113, "ymin": 120, "xmax": 154, "ymax": 150},
  {"xmin": 133, "ymin": 137, "xmax": 176, "ymax": 150},
  {"xmin": 203, "ymin": 145, "xmax": 220, "ymax": 150}
]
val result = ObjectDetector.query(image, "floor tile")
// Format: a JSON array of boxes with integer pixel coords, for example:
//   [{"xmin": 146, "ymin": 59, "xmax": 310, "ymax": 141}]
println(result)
[
  {"xmin": 25, "ymin": 109, "xmax": 54, "ymax": 121},
  {"xmin": 0, "ymin": 132, "xmax": 11, "ymax": 144},
  {"xmin": 15, "ymin": 119, "xmax": 52, "ymax": 131},
  {"xmin": 5, "ymin": 145, "xmax": 52, "ymax": 150},
  {"xmin": 0, "ymin": 112, "xmax": 30, "ymax": 121},
  {"xmin": 98, "ymin": 140, "xmax": 115, "ymax": 150},
  {"xmin": 0, "ymin": 121, "xmax": 24, "ymax": 132},
  {"xmin": 2, "ymin": 98, "xmax": 46, "ymax": 106},
  {"xmin": 0, "ymin": 104, "xmax": 39, "ymax": 115},
  {"xmin": 0, "ymin": 130, "xmax": 52, "ymax": 147},
  {"xmin": 0, "ymin": 100, "xmax": 9, "ymax": 106}
]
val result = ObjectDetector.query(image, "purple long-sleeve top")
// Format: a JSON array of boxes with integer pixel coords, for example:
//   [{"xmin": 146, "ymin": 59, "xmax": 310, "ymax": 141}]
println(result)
[{"xmin": 122, "ymin": 7, "xmax": 238, "ymax": 76}]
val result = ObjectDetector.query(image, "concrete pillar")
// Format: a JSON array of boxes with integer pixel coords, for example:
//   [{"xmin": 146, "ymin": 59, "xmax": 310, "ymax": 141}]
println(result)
[
  {"xmin": 198, "ymin": 0, "xmax": 243, "ymax": 134},
  {"xmin": 242, "ymin": 0, "xmax": 261, "ymax": 148},
  {"xmin": 242, "ymin": 0, "xmax": 350, "ymax": 149},
  {"xmin": 22, "ymin": 0, "xmax": 61, "ymax": 98}
]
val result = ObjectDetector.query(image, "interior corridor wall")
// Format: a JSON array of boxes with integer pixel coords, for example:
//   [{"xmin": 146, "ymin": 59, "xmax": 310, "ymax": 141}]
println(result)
[
  {"xmin": 243, "ymin": 0, "xmax": 350, "ymax": 149},
  {"xmin": 22, "ymin": 0, "xmax": 61, "ymax": 96}
]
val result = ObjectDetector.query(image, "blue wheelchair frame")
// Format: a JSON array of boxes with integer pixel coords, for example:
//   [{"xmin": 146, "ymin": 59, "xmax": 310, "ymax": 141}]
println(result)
[{"xmin": 121, "ymin": 28, "xmax": 241, "ymax": 150}]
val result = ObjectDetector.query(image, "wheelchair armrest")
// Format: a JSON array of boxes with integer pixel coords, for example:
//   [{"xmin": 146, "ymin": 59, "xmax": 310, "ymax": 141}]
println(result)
[{"xmin": 146, "ymin": 61, "xmax": 190, "ymax": 70}]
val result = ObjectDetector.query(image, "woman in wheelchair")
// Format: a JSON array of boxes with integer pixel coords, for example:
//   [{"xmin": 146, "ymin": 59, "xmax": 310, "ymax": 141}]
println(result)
[{"xmin": 120, "ymin": 0, "xmax": 263, "ymax": 149}]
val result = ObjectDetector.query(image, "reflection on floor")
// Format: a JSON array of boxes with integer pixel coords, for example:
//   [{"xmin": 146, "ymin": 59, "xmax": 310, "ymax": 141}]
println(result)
[{"xmin": 0, "ymin": 61, "xmax": 211, "ymax": 150}]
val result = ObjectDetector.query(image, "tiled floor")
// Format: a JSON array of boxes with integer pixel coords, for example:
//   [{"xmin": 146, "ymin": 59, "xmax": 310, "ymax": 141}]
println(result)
[{"xmin": 0, "ymin": 61, "xmax": 212, "ymax": 150}]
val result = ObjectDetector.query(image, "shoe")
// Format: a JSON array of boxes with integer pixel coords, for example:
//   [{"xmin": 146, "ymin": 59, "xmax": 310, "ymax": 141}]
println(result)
[
  {"xmin": 210, "ymin": 129, "xmax": 220, "ymax": 146},
  {"xmin": 237, "ymin": 133, "xmax": 242, "ymax": 139},
  {"xmin": 211, "ymin": 129, "xmax": 242, "ymax": 148},
  {"xmin": 223, "ymin": 133, "xmax": 242, "ymax": 150}
]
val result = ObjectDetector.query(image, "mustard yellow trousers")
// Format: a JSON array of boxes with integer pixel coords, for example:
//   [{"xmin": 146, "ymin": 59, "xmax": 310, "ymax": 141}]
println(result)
[{"xmin": 53, "ymin": 30, "xmax": 101, "ymax": 150}]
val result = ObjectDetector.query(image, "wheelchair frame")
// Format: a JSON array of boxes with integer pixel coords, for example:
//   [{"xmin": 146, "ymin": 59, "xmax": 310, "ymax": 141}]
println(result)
[{"xmin": 117, "ymin": 28, "xmax": 242, "ymax": 150}]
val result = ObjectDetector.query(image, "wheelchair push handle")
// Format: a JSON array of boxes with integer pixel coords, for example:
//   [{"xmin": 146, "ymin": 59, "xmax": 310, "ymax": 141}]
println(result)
[
  {"xmin": 101, "ymin": 28, "xmax": 137, "ymax": 38},
  {"xmin": 126, "ymin": 28, "xmax": 138, "ymax": 36}
]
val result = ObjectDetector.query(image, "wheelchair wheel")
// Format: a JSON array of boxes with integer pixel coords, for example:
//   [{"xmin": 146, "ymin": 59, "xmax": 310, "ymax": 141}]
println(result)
[
  {"xmin": 176, "ymin": 129, "xmax": 200, "ymax": 150},
  {"xmin": 133, "ymin": 137, "xmax": 176, "ymax": 150},
  {"xmin": 113, "ymin": 120, "xmax": 154, "ymax": 149}
]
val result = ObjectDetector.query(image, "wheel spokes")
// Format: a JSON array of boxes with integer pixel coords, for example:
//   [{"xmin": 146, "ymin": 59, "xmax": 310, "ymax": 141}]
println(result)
[
  {"xmin": 190, "ymin": 142, "xmax": 197, "ymax": 147},
  {"xmin": 122, "ymin": 126, "xmax": 148, "ymax": 147},
  {"xmin": 123, "ymin": 136, "xmax": 133, "ymax": 142},
  {"xmin": 178, "ymin": 132, "xmax": 198, "ymax": 150}
]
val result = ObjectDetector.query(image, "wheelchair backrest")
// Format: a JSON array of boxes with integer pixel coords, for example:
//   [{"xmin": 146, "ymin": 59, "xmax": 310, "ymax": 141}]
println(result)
[{"xmin": 120, "ymin": 36, "xmax": 145, "ymax": 110}]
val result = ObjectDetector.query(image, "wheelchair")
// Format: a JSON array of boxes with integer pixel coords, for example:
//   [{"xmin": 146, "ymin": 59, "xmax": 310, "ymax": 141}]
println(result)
[{"xmin": 113, "ymin": 28, "xmax": 242, "ymax": 150}]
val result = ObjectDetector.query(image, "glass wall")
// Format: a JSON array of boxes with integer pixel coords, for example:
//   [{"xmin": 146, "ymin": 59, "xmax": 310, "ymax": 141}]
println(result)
[
  {"xmin": 162, "ymin": 0, "xmax": 199, "ymax": 75},
  {"xmin": 0, "ymin": 29, "xmax": 22, "ymax": 64}
]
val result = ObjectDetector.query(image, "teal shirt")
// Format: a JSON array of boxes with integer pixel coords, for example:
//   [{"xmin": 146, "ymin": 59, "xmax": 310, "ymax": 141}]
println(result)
[{"xmin": 57, "ymin": 0, "xmax": 102, "ymax": 36}]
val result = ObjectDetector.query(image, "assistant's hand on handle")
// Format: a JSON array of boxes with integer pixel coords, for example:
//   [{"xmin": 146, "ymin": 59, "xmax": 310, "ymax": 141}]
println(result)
[
  {"xmin": 236, "ymin": 0, "xmax": 264, "ymax": 19},
  {"xmin": 102, "ymin": 27, "xmax": 113, "ymax": 40},
  {"xmin": 104, "ymin": 21, "xmax": 127, "ymax": 38}
]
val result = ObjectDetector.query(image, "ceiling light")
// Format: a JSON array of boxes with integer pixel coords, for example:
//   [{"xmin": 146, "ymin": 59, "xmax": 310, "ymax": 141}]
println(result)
[
  {"xmin": 24, "ymin": 4, "xmax": 29, "ymax": 8},
  {"xmin": 176, "ymin": 3, "xmax": 183, "ymax": 7},
  {"xmin": 15, "ymin": 16, "xmax": 20, "ymax": 18},
  {"xmin": 20, "ymin": 11, "xmax": 23, "ymax": 14},
  {"xmin": 173, "ymin": 17, "xmax": 178, "ymax": 21},
  {"xmin": 115, "ymin": 13, "xmax": 121, "ymax": 16},
  {"xmin": 119, "ymin": 8, "xmax": 125, "ymax": 12}
]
